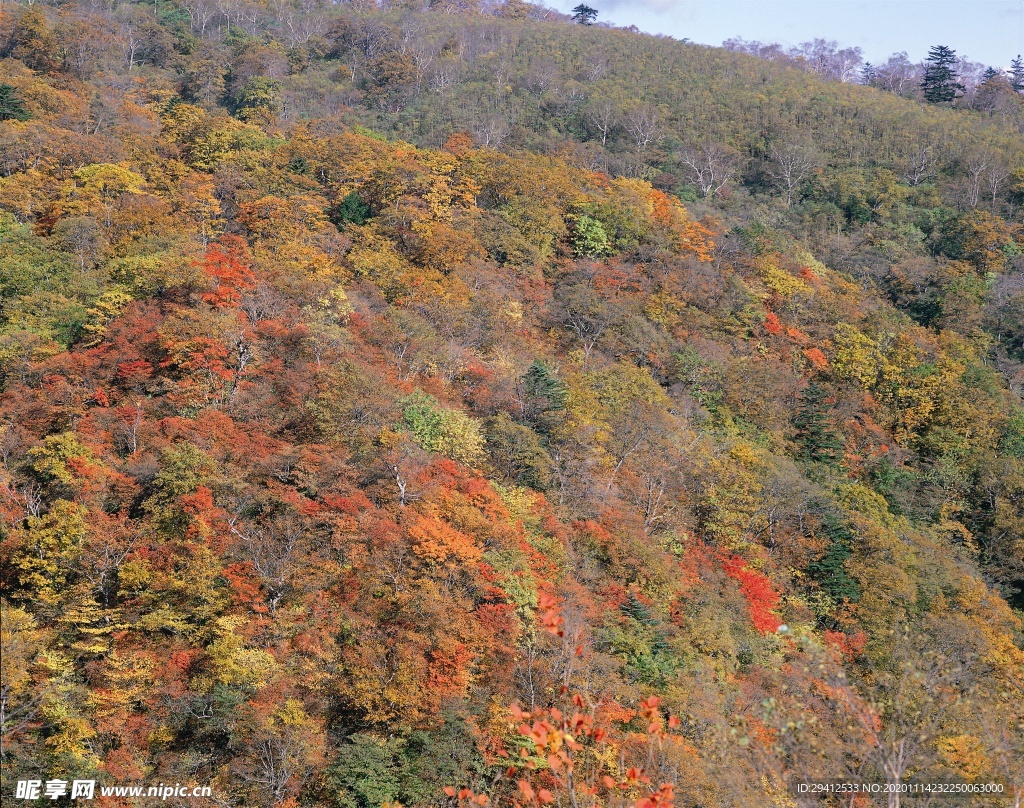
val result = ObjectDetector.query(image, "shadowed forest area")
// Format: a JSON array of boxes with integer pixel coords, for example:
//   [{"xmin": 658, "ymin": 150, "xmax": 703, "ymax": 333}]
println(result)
[{"xmin": 1, "ymin": 1, "xmax": 1023, "ymax": 806}]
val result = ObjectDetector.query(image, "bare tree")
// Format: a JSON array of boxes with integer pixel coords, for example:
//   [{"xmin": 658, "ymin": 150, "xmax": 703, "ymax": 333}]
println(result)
[
  {"xmin": 765, "ymin": 140, "xmax": 822, "ymax": 207},
  {"xmin": 985, "ymin": 159, "xmax": 1013, "ymax": 210},
  {"xmin": 216, "ymin": 0, "xmax": 245, "ymax": 33},
  {"xmin": 552, "ymin": 272, "xmax": 627, "ymax": 370},
  {"xmin": 51, "ymin": 216, "xmax": 107, "ymax": 273},
  {"xmin": 873, "ymin": 52, "xmax": 922, "ymax": 96},
  {"xmin": 80, "ymin": 515, "xmax": 139, "ymax": 608},
  {"xmin": 955, "ymin": 54, "xmax": 990, "ymax": 96},
  {"xmin": 523, "ymin": 59, "xmax": 561, "ymax": 95},
  {"xmin": 902, "ymin": 143, "xmax": 936, "ymax": 187},
  {"xmin": 471, "ymin": 113, "xmax": 510, "ymax": 148},
  {"xmin": 490, "ymin": 53, "xmax": 514, "ymax": 93},
  {"xmin": 723, "ymin": 37, "xmax": 790, "ymax": 62},
  {"xmin": 227, "ymin": 509, "xmax": 307, "ymax": 614},
  {"xmin": 834, "ymin": 632, "xmax": 977, "ymax": 808},
  {"xmin": 790, "ymin": 38, "xmax": 863, "ymax": 82},
  {"xmin": 429, "ymin": 62, "xmax": 458, "ymax": 96},
  {"xmin": 723, "ymin": 36, "xmax": 863, "ymax": 83},
  {"xmin": 584, "ymin": 50, "xmax": 610, "ymax": 81},
  {"xmin": 961, "ymin": 150, "xmax": 990, "ymax": 208},
  {"xmin": 116, "ymin": 24, "xmax": 142, "ymax": 71},
  {"xmin": 679, "ymin": 142, "xmax": 742, "ymax": 199},
  {"xmin": 270, "ymin": 0, "xmax": 326, "ymax": 48},
  {"xmin": 114, "ymin": 400, "xmax": 144, "ymax": 456},
  {"xmin": 405, "ymin": 35, "xmax": 437, "ymax": 78},
  {"xmin": 624, "ymin": 104, "xmax": 661, "ymax": 153},
  {"xmin": 985, "ymin": 709, "xmax": 1024, "ymax": 808},
  {"xmin": 182, "ymin": 0, "xmax": 219, "ymax": 38},
  {"xmin": 238, "ymin": 2, "xmax": 265, "ymax": 37},
  {"xmin": 584, "ymin": 97, "xmax": 619, "ymax": 146}
]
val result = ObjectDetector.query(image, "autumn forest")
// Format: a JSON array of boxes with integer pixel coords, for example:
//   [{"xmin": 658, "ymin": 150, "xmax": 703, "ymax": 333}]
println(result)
[{"xmin": 1, "ymin": 0, "xmax": 1023, "ymax": 806}]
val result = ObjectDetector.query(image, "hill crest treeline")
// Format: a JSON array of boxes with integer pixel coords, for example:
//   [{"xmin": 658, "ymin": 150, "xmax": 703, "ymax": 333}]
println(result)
[{"xmin": 1, "ymin": 2, "xmax": 1023, "ymax": 807}]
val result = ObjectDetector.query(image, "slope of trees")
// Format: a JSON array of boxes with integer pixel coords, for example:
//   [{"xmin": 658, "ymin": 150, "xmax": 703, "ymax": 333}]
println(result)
[{"xmin": 1, "ymin": 2, "xmax": 1023, "ymax": 807}]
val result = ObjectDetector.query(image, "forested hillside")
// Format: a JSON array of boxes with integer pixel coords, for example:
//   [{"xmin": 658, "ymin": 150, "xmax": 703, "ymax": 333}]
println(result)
[{"xmin": 1, "ymin": 2, "xmax": 1023, "ymax": 806}]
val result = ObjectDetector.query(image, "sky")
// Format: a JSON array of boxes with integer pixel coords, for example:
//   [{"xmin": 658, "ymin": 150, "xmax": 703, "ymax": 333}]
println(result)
[{"xmin": 549, "ymin": 0, "xmax": 1023, "ymax": 68}]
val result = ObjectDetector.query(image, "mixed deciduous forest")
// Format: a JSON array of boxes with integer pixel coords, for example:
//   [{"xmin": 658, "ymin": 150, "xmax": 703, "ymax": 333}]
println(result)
[{"xmin": 1, "ymin": 0, "xmax": 1023, "ymax": 806}]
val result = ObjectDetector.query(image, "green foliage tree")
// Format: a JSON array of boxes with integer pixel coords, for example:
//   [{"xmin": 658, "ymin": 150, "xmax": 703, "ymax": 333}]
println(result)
[
  {"xmin": 792, "ymin": 383, "xmax": 845, "ymax": 468},
  {"xmin": 521, "ymin": 359, "xmax": 568, "ymax": 433},
  {"xmin": 602, "ymin": 592, "xmax": 678, "ymax": 685},
  {"xmin": 401, "ymin": 390, "xmax": 485, "ymax": 466},
  {"xmin": 332, "ymin": 192, "xmax": 371, "ymax": 227},
  {"xmin": 921, "ymin": 45, "xmax": 964, "ymax": 103},
  {"xmin": 330, "ymin": 734, "xmax": 410, "ymax": 808},
  {"xmin": 1002, "ymin": 409, "xmax": 1024, "ymax": 459},
  {"xmin": 570, "ymin": 215, "xmax": 612, "ymax": 257},
  {"xmin": 233, "ymin": 76, "xmax": 281, "ymax": 115},
  {"xmin": 0, "ymin": 7, "xmax": 1022, "ymax": 807},
  {"xmin": 0, "ymin": 84, "xmax": 31, "ymax": 122},
  {"xmin": 485, "ymin": 413, "xmax": 551, "ymax": 489},
  {"xmin": 1010, "ymin": 55, "xmax": 1024, "ymax": 92},
  {"xmin": 806, "ymin": 514, "xmax": 861, "ymax": 603},
  {"xmin": 571, "ymin": 4, "xmax": 598, "ymax": 25}
]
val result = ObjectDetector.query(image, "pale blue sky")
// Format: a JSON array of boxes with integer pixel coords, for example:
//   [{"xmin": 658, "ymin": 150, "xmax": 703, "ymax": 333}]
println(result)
[{"xmin": 550, "ymin": 0, "xmax": 1022, "ymax": 68}]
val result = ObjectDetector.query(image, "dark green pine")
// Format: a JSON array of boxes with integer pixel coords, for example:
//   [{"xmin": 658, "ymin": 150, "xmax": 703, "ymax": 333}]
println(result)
[
  {"xmin": 921, "ymin": 45, "xmax": 964, "ymax": 104},
  {"xmin": 793, "ymin": 382, "xmax": 845, "ymax": 468},
  {"xmin": 0, "ymin": 84, "xmax": 31, "ymax": 122},
  {"xmin": 1010, "ymin": 55, "xmax": 1024, "ymax": 92}
]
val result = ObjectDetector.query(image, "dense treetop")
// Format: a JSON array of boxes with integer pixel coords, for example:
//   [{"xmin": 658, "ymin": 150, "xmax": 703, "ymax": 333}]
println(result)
[{"xmin": 1, "ymin": 2, "xmax": 1023, "ymax": 806}]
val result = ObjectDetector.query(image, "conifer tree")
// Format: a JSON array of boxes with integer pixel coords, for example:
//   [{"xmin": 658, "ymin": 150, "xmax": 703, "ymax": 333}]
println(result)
[
  {"xmin": 331, "ymin": 191, "xmax": 371, "ymax": 227},
  {"xmin": 521, "ymin": 360, "xmax": 567, "ymax": 434},
  {"xmin": 806, "ymin": 515, "xmax": 861, "ymax": 602},
  {"xmin": 921, "ymin": 45, "xmax": 964, "ymax": 103},
  {"xmin": 1010, "ymin": 55, "xmax": 1024, "ymax": 92},
  {"xmin": 793, "ymin": 382, "xmax": 845, "ymax": 467},
  {"xmin": 0, "ymin": 84, "xmax": 31, "ymax": 121},
  {"xmin": 571, "ymin": 4, "xmax": 598, "ymax": 25}
]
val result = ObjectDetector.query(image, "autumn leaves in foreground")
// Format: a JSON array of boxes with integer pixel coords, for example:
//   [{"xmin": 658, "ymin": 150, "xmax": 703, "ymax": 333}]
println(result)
[{"xmin": 445, "ymin": 597, "xmax": 684, "ymax": 808}]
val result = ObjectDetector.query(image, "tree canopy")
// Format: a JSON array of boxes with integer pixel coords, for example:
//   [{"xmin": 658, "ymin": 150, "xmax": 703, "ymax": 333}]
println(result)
[{"xmin": 1, "ymin": 2, "xmax": 1023, "ymax": 807}]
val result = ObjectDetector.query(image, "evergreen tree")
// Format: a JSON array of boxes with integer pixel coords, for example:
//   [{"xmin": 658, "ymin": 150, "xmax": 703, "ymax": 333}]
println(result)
[
  {"xmin": 921, "ymin": 45, "xmax": 964, "ymax": 103},
  {"xmin": 521, "ymin": 360, "xmax": 567, "ymax": 434},
  {"xmin": 860, "ymin": 62, "xmax": 877, "ymax": 85},
  {"xmin": 331, "ymin": 191, "xmax": 371, "ymax": 227},
  {"xmin": 806, "ymin": 514, "xmax": 861, "ymax": 603},
  {"xmin": 980, "ymin": 66, "xmax": 1000, "ymax": 84},
  {"xmin": 523, "ymin": 360, "xmax": 567, "ymax": 411},
  {"xmin": 571, "ymin": 4, "xmax": 598, "ymax": 25},
  {"xmin": 620, "ymin": 592, "xmax": 656, "ymax": 625},
  {"xmin": 0, "ymin": 84, "xmax": 31, "ymax": 122},
  {"xmin": 1010, "ymin": 55, "xmax": 1024, "ymax": 92},
  {"xmin": 792, "ymin": 382, "xmax": 845, "ymax": 467}
]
